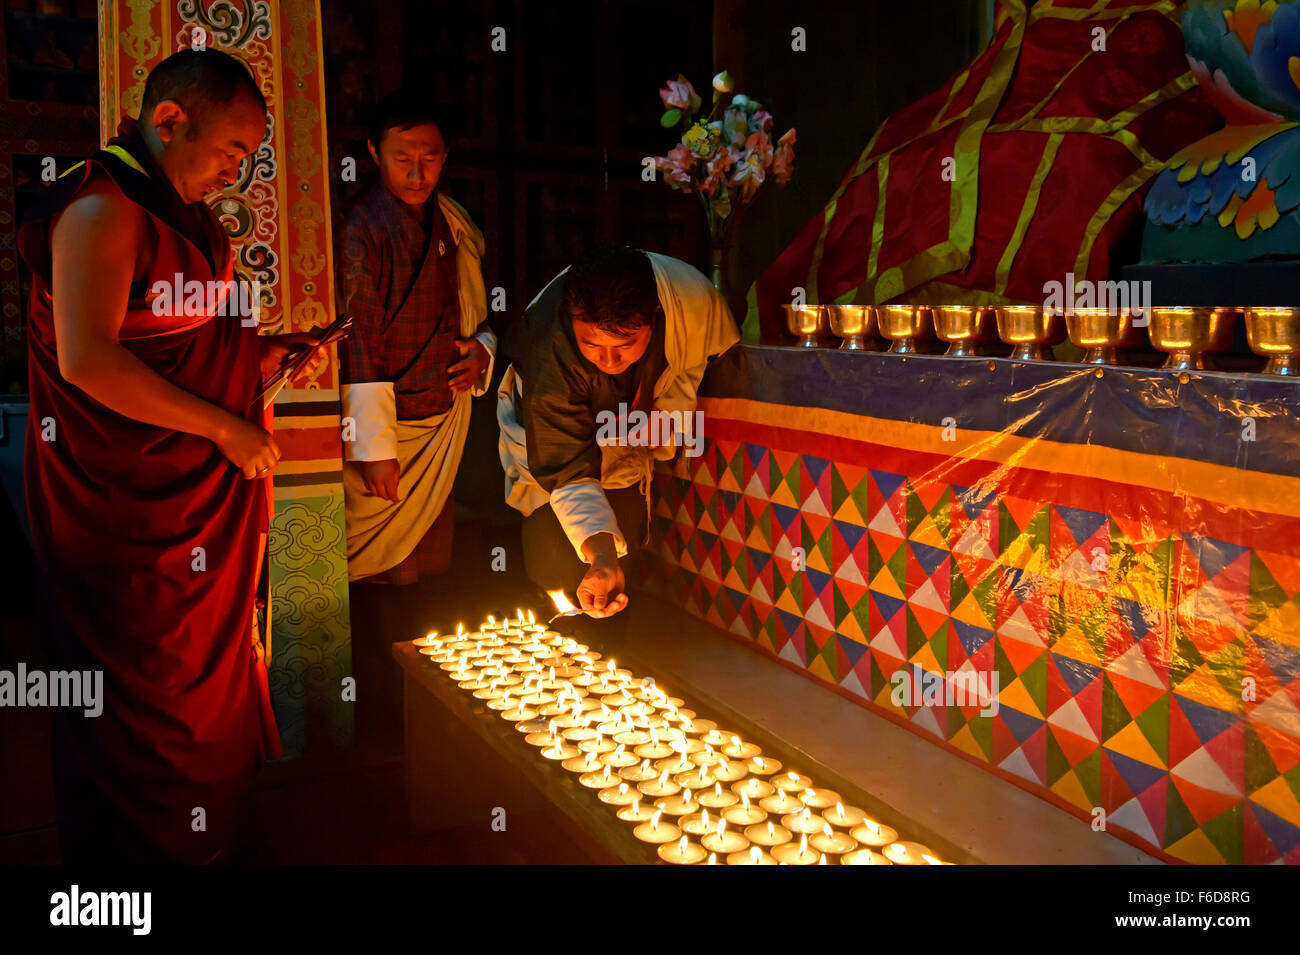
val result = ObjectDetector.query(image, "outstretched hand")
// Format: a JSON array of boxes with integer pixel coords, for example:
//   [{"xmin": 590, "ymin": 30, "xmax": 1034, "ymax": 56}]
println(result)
[
  {"xmin": 577, "ymin": 555, "xmax": 629, "ymax": 618},
  {"xmin": 260, "ymin": 333, "xmax": 328, "ymax": 384},
  {"xmin": 449, "ymin": 338, "xmax": 490, "ymax": 394}
]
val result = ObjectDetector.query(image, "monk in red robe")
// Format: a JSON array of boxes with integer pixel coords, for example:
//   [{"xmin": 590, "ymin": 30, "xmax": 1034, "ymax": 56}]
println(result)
[{"xmin": 19, "ymin": 49, "xmax": 324, "ymax": 863}]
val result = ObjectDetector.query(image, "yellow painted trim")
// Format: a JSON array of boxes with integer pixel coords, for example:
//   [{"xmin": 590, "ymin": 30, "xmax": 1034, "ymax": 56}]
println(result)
[
  {"xmin": 855, "ymin": 238, "xmax": 968, "ymax": 305},
  {"xmin": 903, "ymin": 282, "xmax": 1020, "ymax": 306},
  {"xmin": 270, "ymin": 0, "xmax": 290, "ymax": 334},
  {"xmin": 1102, "ymin": 126, "xmax": 1164, "ymax": 169},
  {"xmin": 865, "ymin": 156, "xmax": 889, "ymax": 279},
  {"xmin": 273, "ymin": 414, "xmax": 341, "ymax": 430},
  {"xmin": 698, "ymin": 397, "xmax": 1300, "ymax": 520},
  {"xmin": 1030, "ymin": 0, "xmax": 1178, "ymax": 21},
  {"xmin": 801, "ymin": 2, "xmax": 1028, "ymax": 303},
  {"xmin": 1074, "ymin": 163, "xmax": 1159, "ymax": 276},
  {"xmin": 313, "ymin": 0, "xmax": 338, "ymax": 334},
  {"xmin": 990, "ymin": 73, "xmax": 1198, "ymax": 138},
  {"xmin": 272, "ymin": 484, "xmax": 345, "ymax": 501},
  {"xmin": 275, "ymin": 386, "xmax": 340, "ymax": 403},
  {"xmin": 785, "ymin": 0, "xmax": 1192, "ymax": 315},
  {"xmin": 741, "ymin": 280, "xmax": 761, "ymax": 342},
  {"xmin": 948, "ymin": 2, "xmax": 1027, "ymax": 256},
  {"xmin": 805, "ymin": 197, "xmax": 837, "ymax": 304},
  {"xmin": 995, "ymin": 132, "xmax": 1062, "ymax": 297},
  {"xmin": 928, "ymin": 65, "xmax": 973, "ymax": 134},
  {"xmin": 269, "ymin": 458, "xmax": 341, "ymax": 476}
]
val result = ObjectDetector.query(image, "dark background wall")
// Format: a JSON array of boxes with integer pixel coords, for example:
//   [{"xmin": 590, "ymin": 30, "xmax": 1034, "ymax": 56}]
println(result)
[{"xmin": 715, "ymin": 0, "xmax": 990, "ymax": 312}]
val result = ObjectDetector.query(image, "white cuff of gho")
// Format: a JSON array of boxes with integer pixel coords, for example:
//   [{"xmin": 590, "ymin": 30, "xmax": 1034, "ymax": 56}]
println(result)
[
  {"xmin": 550, "ymin": 480, "xmax": 626, "ymax": 561},
  {"xmin": 472, "ymin": 326, "xmax": 497, "ymax": 397},
  {"xmin": 341, "ymin": 381, "xmax": 397, "ymax": 461}
]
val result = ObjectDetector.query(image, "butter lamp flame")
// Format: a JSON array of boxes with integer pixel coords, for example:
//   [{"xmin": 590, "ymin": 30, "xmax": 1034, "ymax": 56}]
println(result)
[{"xmin": 546, "ymin": 589, "xmax": 580, "ymax": 620}]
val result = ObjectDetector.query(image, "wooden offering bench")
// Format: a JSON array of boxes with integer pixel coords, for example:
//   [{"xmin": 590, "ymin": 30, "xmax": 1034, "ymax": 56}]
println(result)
[{"xmin": 395, "ymin": 593, "xmax": 1153, "ymax": 864}]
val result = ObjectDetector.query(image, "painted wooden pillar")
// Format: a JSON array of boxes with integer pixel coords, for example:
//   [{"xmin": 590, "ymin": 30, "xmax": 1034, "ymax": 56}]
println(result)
[{"xmin": 98, "ymin": 0, "xmax": 351, "ymax": 755}]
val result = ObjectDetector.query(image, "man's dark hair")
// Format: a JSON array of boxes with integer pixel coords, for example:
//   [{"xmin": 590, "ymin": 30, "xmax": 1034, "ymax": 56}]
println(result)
[
  {"xmin": 368, "ymin": 89, "xmax": 449, "ymax": 151},
  {"xmin": 561, "ymin": 244, "xmax": 659, "ymax": 339},
  {"xmin": 139, "ymin": 49, "xmax": 266, "ymax": 136}
]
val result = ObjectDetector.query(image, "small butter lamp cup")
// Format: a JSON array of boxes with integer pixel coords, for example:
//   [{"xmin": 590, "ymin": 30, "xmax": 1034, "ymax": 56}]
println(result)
[
  {"xmin": 784, "ymin": 305, "xmax": 831, "ymax": 348},
  {"xmin": 878, "ymin": 304, "xmax": 934, "ymax": 354},
  {"xmin": 1066, "ymin": 307, "xmax": 1144, "ymax": 365},
  {"xmin": 772, "ymin": 832, "xmax": 820, "ymax": 865},
  {"xmin": 701, "ymin": 818, "xmax": 749, "ymax": 855},
  {"xmin": 883, "ymin": 841, "xmax": 945, "ymax": 865},
  {"xmin": 1244, "ymin": 307, "xmax": 1300, "ymax": 375},
  {"xmin": 810, "ymin": 822, "xmax": 857, "ymax": 855},
  {"xmin": 934, "ymin": 305, "xmax": 997, "ymax": 357},
  {"xmin": 658, "ymin": 835, "xmax": 707, "ymax": 865},
  {"xmin": 729, "ymin": 846, "xmax": 778, "ymax": 865},
  {"xmin": 680, "ymin": 808, "xmax": 716, "ymax": 836},
  {"xmin": 996, "ymin": 305, "xmax": 1065, "ymax": 361},
  {"xmin": 1149, "ymin": 307, "xmax": 1235, "ymax": 371},
  {"xmin": 617, "ymin": 798, "xmax": 657, "ymax": 823},
  {"xmin": 841, "ymin": 848, "xmax": 893, "ymax": 865},
  {"xmin": 773, "ymin": 771, "xmax": 813, "ymax": 793},
  {"xmin": 851, "ymin": 819, "xmax": 899, "ymax": 846},
  {"xmin": 632, "ymin": 809, "xmax": 680, "ymax": 845},
  {"xmin": 827, "ymin": 304, "xmax": 878, "ymax": 350}
]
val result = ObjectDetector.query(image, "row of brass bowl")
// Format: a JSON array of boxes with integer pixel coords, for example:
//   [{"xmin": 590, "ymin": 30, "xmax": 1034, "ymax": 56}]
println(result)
[{"xmin": 784, "ymin": 304, "xmax": 1300, "ymax": 374}]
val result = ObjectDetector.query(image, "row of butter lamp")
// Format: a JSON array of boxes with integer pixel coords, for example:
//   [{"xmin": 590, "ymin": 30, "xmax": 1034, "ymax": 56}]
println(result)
[
  {"xmin": 413, "ymin": 597, "xmax": 951, "ymax": 865},
  {"xmin": 785, "ymin": 304, "xmax": 1299, "ymax": 374}
]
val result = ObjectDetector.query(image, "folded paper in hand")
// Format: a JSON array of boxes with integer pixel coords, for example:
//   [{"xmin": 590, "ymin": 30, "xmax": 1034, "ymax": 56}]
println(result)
[{"xmin": 257, "ymin": 314, "xmax": 353, "ymax": 408}]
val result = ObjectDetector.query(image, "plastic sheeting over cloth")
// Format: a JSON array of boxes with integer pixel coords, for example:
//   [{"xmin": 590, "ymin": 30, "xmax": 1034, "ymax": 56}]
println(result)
[{"xmin": 643, "ymin": 345, "xmax": 1300, "ymax": 864}]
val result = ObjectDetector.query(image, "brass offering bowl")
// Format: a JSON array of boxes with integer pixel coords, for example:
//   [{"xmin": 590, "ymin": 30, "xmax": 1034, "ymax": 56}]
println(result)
[
  {"xmin": 1066, "ymin": 307, "xmax": 1145, "ymax": 365},
  {"xmin": 934, "ymin": 305, "xmax": 998, "ymax": 357},
  {"xmin": 1148, "ymin": 307, "xmax": 1235, "ymax": 371},
  {"xmin": 826, "ymin": 304, "xmax": 878, "ymax": 350},
  {"xmin": 784, "ymin": 305, "xmax": 831, "ymax": 348},
  {"xmin": 878, "ymin": 304, "xmax": 934, "ymax": 355},
  {"xmin": 1244, "ymin": 307, "xmax": 1300, "ymax": 376},
  {"xmin": 996, "ymin": 305, "xmax": 1065, "ymax": 361}
]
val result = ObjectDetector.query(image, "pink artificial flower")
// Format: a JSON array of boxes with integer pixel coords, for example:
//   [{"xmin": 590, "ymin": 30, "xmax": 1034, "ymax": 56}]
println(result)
[
  {"xmin": 667, "ymin": 143, "xmax": 696, "ymax": 168},
  {"xmin": 659, "ymin": 74, "xmax": 702, "ymax": 114},
  {"xmin": 700, "ymin": 151, "xmax": 734, "ymax": 196},
  {"xmin": 655, "ymin": 144, "xmax": 697, "ymax": 191},
  {"xmin": 745, "ymin": 130, "xmax": 774, "ymax": 168},
  {"xmin": 749, "ymin": 110, "xmax": 774, "ymax": 134},
  {"xmin": 772, "ymin": 145, "xmax": 794, "ymax": 184},
  {"xmin": 729, "ymin": 148, "xmax": 767, "ymax": 202}
]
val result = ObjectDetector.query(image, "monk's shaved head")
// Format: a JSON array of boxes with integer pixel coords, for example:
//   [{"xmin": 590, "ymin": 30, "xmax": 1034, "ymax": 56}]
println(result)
[
  {"xmin": 140, "ymin": 49, "xmax": 266, "ymax": 137},
  {"xmin": 138, "ymin": 49, "xmax": 268, "ymax": 204}
]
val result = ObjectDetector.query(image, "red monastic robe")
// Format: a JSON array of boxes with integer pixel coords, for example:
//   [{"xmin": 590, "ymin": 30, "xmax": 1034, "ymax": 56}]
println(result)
[{"xmin": 19, "ymin": 118, "xmax": 281, "ymax": 863}]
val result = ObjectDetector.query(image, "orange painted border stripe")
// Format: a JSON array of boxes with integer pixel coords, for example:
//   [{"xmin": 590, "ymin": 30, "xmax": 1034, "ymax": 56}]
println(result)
[{"xmin": 700, "ymin": 397, "xmax": 1300, "ymax": 521}]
